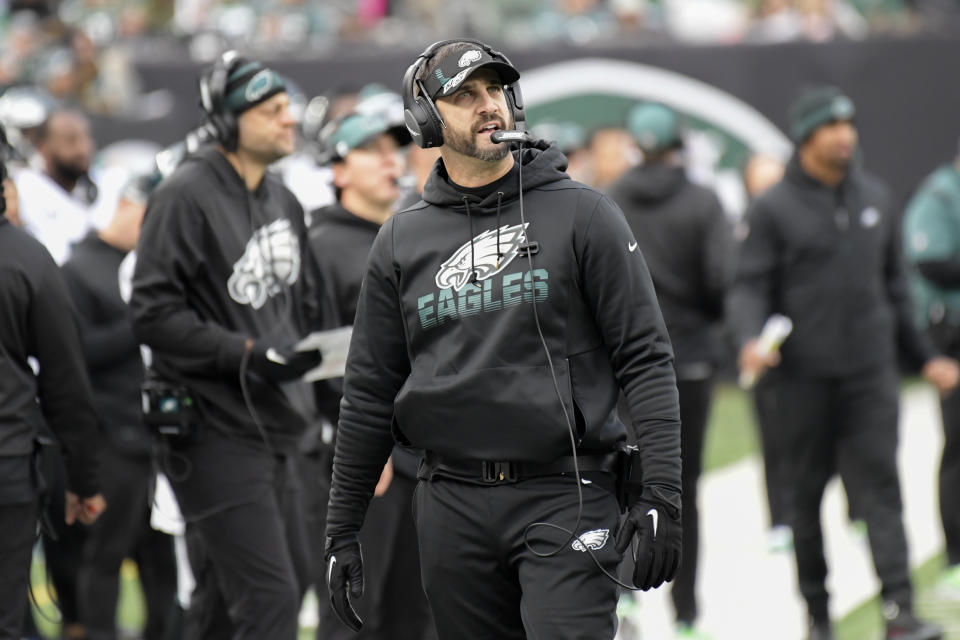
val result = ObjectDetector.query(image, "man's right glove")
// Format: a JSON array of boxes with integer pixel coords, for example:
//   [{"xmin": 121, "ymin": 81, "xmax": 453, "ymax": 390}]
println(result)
[
  {"xmin": 615, "ymin": 487, "xmax": 682, "ymax": 591},
  {"xmin": 247, "ymin": 340, "xmax": 321, "ymax": 384},
  {"xmin": 325, "ymin": 534, "xmax": 364, "ymax": 632}
]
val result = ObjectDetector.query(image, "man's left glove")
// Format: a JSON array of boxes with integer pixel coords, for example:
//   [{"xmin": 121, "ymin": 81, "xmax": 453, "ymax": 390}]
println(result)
[
  {"xmin": 325, "ymin": 534, "xmax": 364, "ymax": 632},
  {"xmin": 615, "ymin": 487, "xmax": 682, "ymax": 591}
]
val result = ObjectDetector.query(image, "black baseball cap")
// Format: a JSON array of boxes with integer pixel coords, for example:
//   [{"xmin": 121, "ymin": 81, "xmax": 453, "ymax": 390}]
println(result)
[{"xmin": 421, "ymin": 46, "xmax": 520, "ymax": 101}]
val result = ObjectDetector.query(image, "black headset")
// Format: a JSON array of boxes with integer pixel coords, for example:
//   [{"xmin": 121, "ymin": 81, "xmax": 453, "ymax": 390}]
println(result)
[
  {"xmin": 198, "ymin": 50, "xmax": 242, "ymax": 152},
  {"xmin": 402, "ymin": 39, "xmax": 525, "ymax": 149}
]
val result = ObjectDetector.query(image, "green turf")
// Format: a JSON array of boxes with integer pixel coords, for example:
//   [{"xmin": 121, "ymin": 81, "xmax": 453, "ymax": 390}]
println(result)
[
  {"xmin": 703, "ymin": 382, "xmax": 760, "ymax": 472},
  {"xmin": 836, "ymin": 553, "xmax": 960, "ymax": 640}
]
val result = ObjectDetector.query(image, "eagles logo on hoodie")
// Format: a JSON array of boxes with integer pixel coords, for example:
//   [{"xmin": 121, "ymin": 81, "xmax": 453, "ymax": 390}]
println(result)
[
  {"xmin": 228, "ymin": 218, "xmax": 301, "ymax": 310},
  {"xmin": 435, "ymin": 223, "xmax": 528, "ymax": 291}
]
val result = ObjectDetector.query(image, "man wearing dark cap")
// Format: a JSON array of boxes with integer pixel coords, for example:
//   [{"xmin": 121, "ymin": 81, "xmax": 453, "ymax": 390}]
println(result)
[
  {"xmin": 324, "ymin": 39, "xmax": 682, "ymax": 639},
  {"xmin": 130, "ymin": 54, "xmax": 323, "ymax": 639},
  {"xmin": 609, "ymin": 102, "xmax": 734, "ymax": 640},
  {"xmin": 306, "ymin": 108, "xmax": 437, "ymax": 640},
  {"xmin": 730, "ymin": 86, "xmax": 958, "ymax": 640}
]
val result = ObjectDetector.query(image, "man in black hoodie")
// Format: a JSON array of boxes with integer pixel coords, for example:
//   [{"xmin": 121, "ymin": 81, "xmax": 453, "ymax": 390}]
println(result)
[
  {"xmin": 730, "ymin": 87, "xmax": 957, "ymax": 640},
  {"xmin": 0, "ymin": 129, "xmax": 105, "ymax": 638},
  {"xmin": 62, "ymin": 171, "xmax": 177, "ymax": 640},
  {"xmin": 324, "ymin": 39, "xmax": 682, "ymax": 639},
  {"xmin": 308, "ymin": 108, "xmax": 436, "ymax": 640},
  {"xmin": 130, "ymin": 54, "xmax": 322, "ymax": 640},
  {"xmin": 609, "ymin": 102, "xmax": 734, "ymax": 640}
]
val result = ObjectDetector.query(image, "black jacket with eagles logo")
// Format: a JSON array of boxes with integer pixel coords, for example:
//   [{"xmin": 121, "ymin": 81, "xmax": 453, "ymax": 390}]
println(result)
[
  {"xmin": 130, "ymin": 146, "xmax": 323, "ymax": 452},
  {"xmin": 729, "ymin": 154, "xmax": 934, "ymax": 376},
  {"xmin": 326, "ymin": 141, "xmax": 681, "ymax": 536}
]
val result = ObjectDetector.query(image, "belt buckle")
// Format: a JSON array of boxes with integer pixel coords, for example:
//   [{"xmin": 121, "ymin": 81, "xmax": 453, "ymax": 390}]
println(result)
[{"xmin": 482, "ymin": 461, "xmax": 518, "ymax": 483}]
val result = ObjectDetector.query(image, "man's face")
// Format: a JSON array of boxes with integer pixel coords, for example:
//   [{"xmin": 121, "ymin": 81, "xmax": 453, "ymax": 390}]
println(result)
[
  {"xmin": 42, "ymin": 111, "xmax": 93, "ymax": 180},
  {"xmin": 434, "ymin": 69, "xmax": 513, "ymax": 163},
  {"xmin": 334, "ymin": 133, "xmax": 405, "ymax": 208},
  {"xmin": 805, "ymin": 119, "xmax": 858, "ymax": 170},
  {"xmin": 237, "ymin": 92, "xmax": 296, "ymax": 163}
]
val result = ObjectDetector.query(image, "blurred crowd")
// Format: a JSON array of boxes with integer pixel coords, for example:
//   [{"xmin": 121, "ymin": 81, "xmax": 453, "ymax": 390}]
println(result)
[{"xmin": 1, "ymin": 0, "xmax": 959, "ymax": 118}]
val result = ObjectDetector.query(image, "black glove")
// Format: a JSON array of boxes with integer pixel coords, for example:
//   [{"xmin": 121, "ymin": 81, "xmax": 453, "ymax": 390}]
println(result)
[
  {"xmin": 248, "ymin": 341, "xmax": 321, "ymax": 384},
  {"xmin": 325, "ymin": 534, "xmax": 364, "ymax": 632},
  {"xmin": 615, "ymin": 487, "xmax": 682, "ymax": 591}
]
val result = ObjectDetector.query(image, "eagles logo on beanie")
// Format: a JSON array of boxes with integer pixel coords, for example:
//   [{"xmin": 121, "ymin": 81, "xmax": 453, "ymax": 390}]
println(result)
[
  {"xmin": 789, "ymin": 86, "xmax": 856, "ymax": 144},
  {"xmin": 223, "ymin": 59, "xmax": 287, "ymax": 115}
]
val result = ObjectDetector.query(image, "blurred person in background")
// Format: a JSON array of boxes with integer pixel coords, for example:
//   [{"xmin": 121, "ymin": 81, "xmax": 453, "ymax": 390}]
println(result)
[
  {"xmin": 609, "ymin": 103, "xmax": 734, "ymax": 640},
  {"xmin": 902, "ymin": 140, "xmax": 960, "ymax": 599},
  {"xmin": 308, "ymin": 108, "xmax": 436, "ymax": 640},
  {"xmin": 130, "ymin": 52, "xmax": 323, "ymax": 640},
  {"xmin": 587, "ymin": 125, "xmax": 637, "ymax": 189},
  {"xmin": 740, "ymin": 152, "xmax": 795, "ymax": 552},
  {"xmin": 730, "ymin": 86, "xmax": 957, "ymax": 640},
  {"xmin": 61, "ymin": 170, "xmax": 178, "ymax": 640},
  {"xmin": 0, "ymin": 122, "xmax": 106, "ymax": 639},
  {"xmin": 14, "ymin": 107, "xmax": 102, "ymax": 264},
  {"xmin": 530, "ymin": 119, "xmax": 590, "ymax": 185}
]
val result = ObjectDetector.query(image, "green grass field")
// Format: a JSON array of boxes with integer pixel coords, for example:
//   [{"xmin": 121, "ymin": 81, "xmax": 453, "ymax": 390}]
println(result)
[{"xmin": 27, "ymin": 383, "xmax": 960, "ymax": 639}]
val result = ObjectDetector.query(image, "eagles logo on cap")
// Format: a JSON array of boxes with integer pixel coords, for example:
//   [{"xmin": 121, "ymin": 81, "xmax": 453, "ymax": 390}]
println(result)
[{"xmin": 458, "ymin": 50, "xmax": 482, "ymax": 68}]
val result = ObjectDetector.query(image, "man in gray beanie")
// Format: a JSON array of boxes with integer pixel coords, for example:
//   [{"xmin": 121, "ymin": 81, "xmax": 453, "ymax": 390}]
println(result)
[{"xmin": 729, "ymin": 86, "xmax": 957, "ymax": 640}]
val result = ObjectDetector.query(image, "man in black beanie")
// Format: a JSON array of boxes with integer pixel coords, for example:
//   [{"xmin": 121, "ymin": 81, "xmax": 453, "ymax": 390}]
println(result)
[
  {"xmin": 729, "ymin": 86, "xmax": 957, "ymax": 640},
  {"xmin": 130, "ymin": 53, "xmax": 324, "ymax": 639}
]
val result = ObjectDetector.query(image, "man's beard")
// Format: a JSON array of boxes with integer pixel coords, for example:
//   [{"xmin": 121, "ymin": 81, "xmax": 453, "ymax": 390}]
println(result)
[
  {"xmin": 443, "ymin": 116, "xmax": 512, "ymax": 162},
  {"xmin": 51, "ymin": 157, "xmax": 88, "ymax": 183}
]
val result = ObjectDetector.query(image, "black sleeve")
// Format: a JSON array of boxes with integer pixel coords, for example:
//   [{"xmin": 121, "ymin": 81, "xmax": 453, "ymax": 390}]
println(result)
[
  {"xmin": 885, "ymin": 213, "xmax": 936, "ymax": 370},
  {"xmin": 60, "ymin": 263, "xmax": 138, "ymax": 372},
  {"xmin": 29, "ymin": 258, "xmax": 101, "ymax": 497},
  {"xmin": 700, "ymin": 192, "xmax": 736, "ymax": 319},
  {"xmin": 290, "ymin": 195, "xmax": 325, "ymax": 334},
  {"xmin": 129, "ymin": 186, "xmax": 249, "ymax": 376},
  {"xmin": 727, "ymin": 199, "xmax": 780, "ymax": 348},
  {"xmin": 326, "ymin": 218, "xmax": 408, "ymax": 537},
  {"xmin": 916, "ymin": 259, "xmax": 960, "ymax": 288},
  {"xmin": 579, "ymin": 193, "xmax": 681, "ymax": 495}
]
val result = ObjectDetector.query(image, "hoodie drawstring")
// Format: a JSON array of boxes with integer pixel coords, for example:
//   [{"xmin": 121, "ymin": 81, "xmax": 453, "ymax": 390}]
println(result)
[
  {"xmin": 463, "ymin": 195, "xmax": 477, "ymax": 284},
  {"xmin": 495, "ymin": 191, "xmax": 504, "ymax": 266}
]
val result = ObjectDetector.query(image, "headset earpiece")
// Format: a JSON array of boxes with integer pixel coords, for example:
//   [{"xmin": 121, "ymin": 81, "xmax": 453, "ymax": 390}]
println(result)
[{"xmin": 199, "ymin": 50, "xmax": 241, "ymax": 152}]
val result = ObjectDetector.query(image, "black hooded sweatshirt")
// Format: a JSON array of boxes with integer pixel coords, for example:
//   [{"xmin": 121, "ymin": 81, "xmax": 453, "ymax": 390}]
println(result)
[
  {"xmin": 729, "ymin": 153, "xmax": 933, "ymax": 376},
  {"xmin": 130, "ymin": 147, "xmax": 322, "ymax": 453},
  {"xmin": 327, "ymin": 141, "xmax": 681, "ymax": 536},
  {"xmin": 608, "ymin": 163, "xmax": 734, "ymax": 375},
  {"xmin": 0, "ymin": 216, "xmax": 100, "ymax": 501}
]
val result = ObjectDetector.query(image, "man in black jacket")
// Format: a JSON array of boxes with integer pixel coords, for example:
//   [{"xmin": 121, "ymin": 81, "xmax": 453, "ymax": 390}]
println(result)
[
  {"xmin": 730, "ymin": 87, "xmax": 957, "ymax": 640},
  {"xmin": 130, "ymin": 54, "xmax": 322, "ymax": 640},
  {"xmin": 609, "ymin": 102, "xmax": 734, "ymax": 640},
  {"xmin": 324, "ymin": 39, "xmax": 682, "ymax": 640},
  {"xmin": 308, "ymin": 108, "xmax": 437, "ymax": 640},
  {"xmin": 62, "ymin": 172, "xmax": 177, "ymax": 640},
  {"xmin": 0, "ymin": 136, "xmax": 105, "ymax": 638}
]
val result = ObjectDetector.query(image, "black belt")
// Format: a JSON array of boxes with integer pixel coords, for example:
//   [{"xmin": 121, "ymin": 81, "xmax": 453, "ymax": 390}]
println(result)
[{"xmin": 420, "ymin": 451, "xmax": 618, "ymax": 484}]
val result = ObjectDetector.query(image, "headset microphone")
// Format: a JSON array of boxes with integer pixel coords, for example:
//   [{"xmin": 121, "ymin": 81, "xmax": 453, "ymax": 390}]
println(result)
[{"xmin": 490, "ymin": 130, "xmax": 532, "ymax": 144}]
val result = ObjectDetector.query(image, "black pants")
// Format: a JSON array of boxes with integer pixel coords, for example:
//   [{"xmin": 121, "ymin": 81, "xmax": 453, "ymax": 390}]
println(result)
[
  {"xmin": 754, "ymin": 375, "xmax": 792, "ymax": 528},
  {"xmin": 79, "ymin": 445, "xmax": 177, "ymax": 640},
  {"xmin": 414, "ymin": 475, "xmax": 622, "ymax": 640},
  {"xmin": 939, "ymin": 386, "xmax": 960, "ymax": 566},
  {"xmin": 167, "ymin": 438, "xmax": 310, "ymax": 640},
  {"xmin": 671, "ymin": 378, "xmax": 714, "ymax": 626},
  {"xmin": 0, "ymin": 501, "xmax": 38, "ymax": 639},
  {"xmin": 777, "ymin": 367, "xmax": 912, "ymax": 621},
  {"xmin": 317, "ymin": 472, "xmax": 437, "ymax": 640},
  {"xmin": 41, "ymin": 450, "xmax": 88, "ymax": 629}
]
